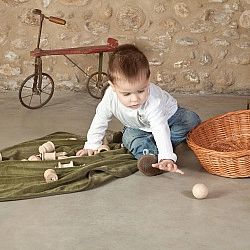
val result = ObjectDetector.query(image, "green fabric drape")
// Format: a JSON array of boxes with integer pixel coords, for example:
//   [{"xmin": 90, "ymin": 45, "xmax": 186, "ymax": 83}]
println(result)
[{"xmin": 0, "ymin": 132, "xmax": 137, "ymax": 201}]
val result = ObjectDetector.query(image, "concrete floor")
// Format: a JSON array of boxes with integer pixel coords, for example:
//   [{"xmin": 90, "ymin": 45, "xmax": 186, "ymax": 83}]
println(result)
[{"xmin": 0, "ymin": 91, "xmax": 249, "ymax": 250}]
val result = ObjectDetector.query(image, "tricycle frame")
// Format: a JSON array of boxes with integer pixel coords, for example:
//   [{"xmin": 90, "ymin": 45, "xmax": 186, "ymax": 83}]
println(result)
[{"xmin": 18, "ymin": 9, "xmax": 118, "ymax": 109}]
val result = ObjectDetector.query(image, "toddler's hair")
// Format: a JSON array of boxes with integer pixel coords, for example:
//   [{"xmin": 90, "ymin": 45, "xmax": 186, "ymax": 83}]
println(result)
[{"xmin": 107, "ymin": 44, "xmax": 150, "ymax": 84}]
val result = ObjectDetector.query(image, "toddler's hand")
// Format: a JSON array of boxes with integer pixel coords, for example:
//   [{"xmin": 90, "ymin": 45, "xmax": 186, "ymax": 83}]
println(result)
[
  {"xmin": 152, "ymin": 159, "xmax": 184, "ymax": 175},
  {"xmin": 76, "ymin": 148, "xmax": 98, "ymax": 156}
]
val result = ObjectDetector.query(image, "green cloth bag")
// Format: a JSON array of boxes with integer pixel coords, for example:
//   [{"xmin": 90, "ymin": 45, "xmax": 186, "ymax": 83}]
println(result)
[{"xmin": 0, "ymin": 132, "xmax": 137, "ymax": 201}]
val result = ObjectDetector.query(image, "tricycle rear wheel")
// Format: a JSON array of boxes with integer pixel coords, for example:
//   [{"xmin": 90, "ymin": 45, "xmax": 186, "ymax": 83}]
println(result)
[{"xmin": 86, "ymin": 72, "xmax": 109, "ymax": 99}]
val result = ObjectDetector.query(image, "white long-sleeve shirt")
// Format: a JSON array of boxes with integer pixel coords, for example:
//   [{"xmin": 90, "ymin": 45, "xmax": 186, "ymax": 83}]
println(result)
[{"xmin": 84, "ymin": 83, "xmax": 178, "ymax": 162}]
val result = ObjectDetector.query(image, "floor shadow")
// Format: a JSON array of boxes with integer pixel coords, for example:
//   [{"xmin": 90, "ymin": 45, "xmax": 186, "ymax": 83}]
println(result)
[{"xmin": 182, "ymin": 190, "xmax": 228, "ymax": 199}]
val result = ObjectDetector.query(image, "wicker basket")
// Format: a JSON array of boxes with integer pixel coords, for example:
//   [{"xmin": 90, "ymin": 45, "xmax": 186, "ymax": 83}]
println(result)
[{"xmin": 186, "ymin": 110, "xmax": 250, "ymax": 178}]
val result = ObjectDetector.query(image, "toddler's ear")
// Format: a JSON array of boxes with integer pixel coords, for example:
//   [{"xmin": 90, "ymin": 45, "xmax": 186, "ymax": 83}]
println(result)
[{"xmin": 108, "ymin": 80, "xmax": 116, "ymax": 92}]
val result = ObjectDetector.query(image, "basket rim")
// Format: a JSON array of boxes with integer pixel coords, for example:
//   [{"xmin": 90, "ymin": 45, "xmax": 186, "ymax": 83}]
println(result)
[{"xmin": 187, "ymin": 109, "xmax": 250, "ymax": 157}]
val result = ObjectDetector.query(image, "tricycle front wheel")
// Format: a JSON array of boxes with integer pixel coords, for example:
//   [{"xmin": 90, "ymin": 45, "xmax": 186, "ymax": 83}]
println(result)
[
  {"xmin": 18, "ymin": 73, "xmax": 54, "ymax": 109},
  {"xmin": 86, "ymin": 72, "xmax": 109, "ymax": 99}
]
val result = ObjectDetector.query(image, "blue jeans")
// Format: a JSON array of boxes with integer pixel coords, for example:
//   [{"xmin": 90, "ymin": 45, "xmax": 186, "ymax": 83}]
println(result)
[{"xmin": 122, "ymin": 106, "xmax": 201, "ymax": 159}]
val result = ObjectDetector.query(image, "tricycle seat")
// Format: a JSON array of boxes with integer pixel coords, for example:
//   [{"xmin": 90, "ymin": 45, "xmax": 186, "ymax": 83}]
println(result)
[{"xmin": 31, "ymin": 38, "xmax": 118, "ymax": 57}]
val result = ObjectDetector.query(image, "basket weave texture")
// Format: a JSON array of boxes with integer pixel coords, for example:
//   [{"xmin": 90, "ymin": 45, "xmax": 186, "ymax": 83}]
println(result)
[{"xmin": 187, "ymin": 110, "xmax": 250, "ymax": 178}]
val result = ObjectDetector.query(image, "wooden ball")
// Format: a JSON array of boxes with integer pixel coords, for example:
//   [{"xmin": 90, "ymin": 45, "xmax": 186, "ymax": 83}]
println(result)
[{"xmin": 192, "ymin": 183, "xmax": 208, "ymax": 199}]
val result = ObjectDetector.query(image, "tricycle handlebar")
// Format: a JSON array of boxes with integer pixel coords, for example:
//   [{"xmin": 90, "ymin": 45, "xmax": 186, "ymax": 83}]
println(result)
[
  {"xmin": 32, "ymin": 9, "xmax": 66, "ymax": 25},
  {"xmin": 48, "ymin": 16, "xmax": 66, "ymax": 25}
]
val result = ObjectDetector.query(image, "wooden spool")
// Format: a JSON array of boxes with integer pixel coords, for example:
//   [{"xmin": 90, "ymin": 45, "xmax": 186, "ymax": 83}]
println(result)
[
  {"xmin": 44, "ymin": 169, "xmax": 58, "ymax": 183},
  {"xmin": 97, "ymin": 145, "xmax": 110, "ymax": 153},
  {"xmin": 42, "ymin": 151, "xmax": 56, "ymax": 161},
  {"xmin": 39, "ymin": 141, "xmax": 55, "ymax": 154}
]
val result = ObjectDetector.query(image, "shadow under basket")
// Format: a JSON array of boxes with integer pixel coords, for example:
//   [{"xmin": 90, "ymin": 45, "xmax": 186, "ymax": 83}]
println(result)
[{"xmin": 186, "ymin": 110, "xmax": 250, "ymax": 178}]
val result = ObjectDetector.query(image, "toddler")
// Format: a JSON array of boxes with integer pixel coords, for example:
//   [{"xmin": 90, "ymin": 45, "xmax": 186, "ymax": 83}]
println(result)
[{"xmin": 76, "ymin": 44, "xmax": 201, "ymax": 176}]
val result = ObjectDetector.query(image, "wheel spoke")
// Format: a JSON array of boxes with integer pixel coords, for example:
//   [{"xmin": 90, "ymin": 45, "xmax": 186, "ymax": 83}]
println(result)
[{"xmin": 28, "ymin": 93, "xmax": 34, "ymax": 107}]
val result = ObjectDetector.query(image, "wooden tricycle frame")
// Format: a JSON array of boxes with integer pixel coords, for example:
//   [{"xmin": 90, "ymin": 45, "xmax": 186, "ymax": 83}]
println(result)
[{"xmin": 18, "ymin": 9, "xmax": 118, "ymax": 109}]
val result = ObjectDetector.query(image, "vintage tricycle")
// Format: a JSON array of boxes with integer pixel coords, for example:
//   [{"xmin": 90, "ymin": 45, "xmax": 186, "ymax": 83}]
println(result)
[{"xmin": 18, "ymin": 9, "xmax": 118, "ymax": 109}]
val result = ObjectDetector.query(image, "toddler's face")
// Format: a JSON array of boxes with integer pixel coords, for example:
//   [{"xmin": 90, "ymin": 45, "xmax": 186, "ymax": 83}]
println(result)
[{"xmin": 110, "ymin": 76, "xmax": 150, "ymax": 109}]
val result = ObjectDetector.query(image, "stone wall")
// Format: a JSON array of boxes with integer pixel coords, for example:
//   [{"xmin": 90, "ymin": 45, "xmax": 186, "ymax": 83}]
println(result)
[{"xmin": 0, "ymin": 0, "xmax": 249, "ymax": 95}]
